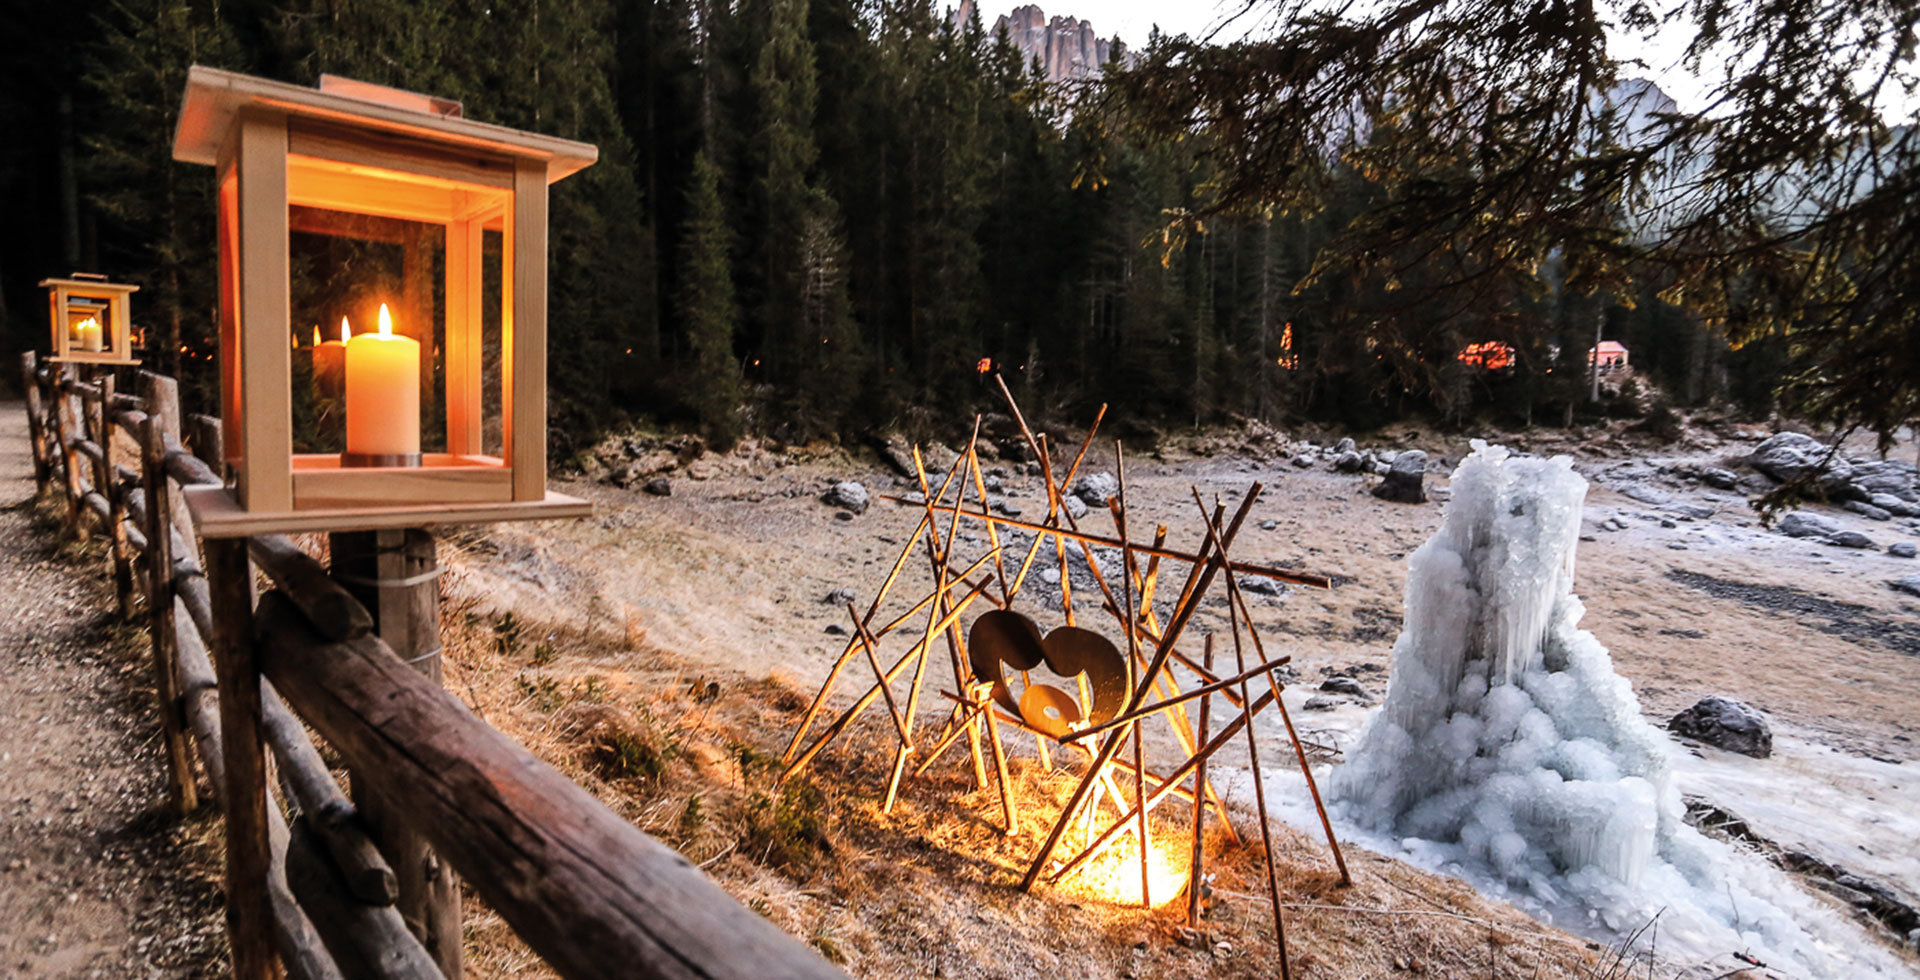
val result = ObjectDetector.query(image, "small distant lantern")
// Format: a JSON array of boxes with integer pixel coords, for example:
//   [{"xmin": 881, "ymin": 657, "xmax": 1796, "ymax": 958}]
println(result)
[
  {"xmin": 40, "ymin": 273, "xmax": 141, "ymax": 365},
  {"xmin": 172, "ymin": 66, "xmax": 598, "ymax": 536}
]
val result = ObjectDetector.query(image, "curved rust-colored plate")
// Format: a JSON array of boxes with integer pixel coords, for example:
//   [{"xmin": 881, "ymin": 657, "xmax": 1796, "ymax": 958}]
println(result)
[
  {"xmin": 969, "ymin": 609, "xmax": 1046, "ymax": 714},
  {"xmin": 1020, "ymin": 684, "xmax": 1083, "ymax": 739},
  {"xmin": 1035, "ymin": 626, "xmax": 1128, "ymax": 727}
]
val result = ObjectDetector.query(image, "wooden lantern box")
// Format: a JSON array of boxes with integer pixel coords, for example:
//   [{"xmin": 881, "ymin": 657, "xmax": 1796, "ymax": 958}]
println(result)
[
  {"xmin": 41, "ymin": 274, "xmax": 141, "ymax": 365},
  {"xmin": 172, "ymin": 67, "xmax": 598, "ymax": 537}
]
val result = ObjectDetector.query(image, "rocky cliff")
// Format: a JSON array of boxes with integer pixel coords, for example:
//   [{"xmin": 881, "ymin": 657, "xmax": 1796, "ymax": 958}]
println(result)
[{"xmin": 951, "ymin": 2, "xmax": 1134, "ymax": 83}]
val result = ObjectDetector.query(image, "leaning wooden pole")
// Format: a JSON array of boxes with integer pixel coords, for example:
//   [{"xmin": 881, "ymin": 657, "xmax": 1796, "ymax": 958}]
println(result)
[
  {"xmin": 20, "ymin": 353, "xmax": 50, "ymax": 488},
  {"xmin": 141, "ymin": 375, "xmax": 198, "ymax": 816},
  {"xmin": 205, "ymin": 537, "xmax": 279, "ymax": 980},
  {"xmin": 329, "ymin": 528, "xmax": 461, "ymax": 978}
]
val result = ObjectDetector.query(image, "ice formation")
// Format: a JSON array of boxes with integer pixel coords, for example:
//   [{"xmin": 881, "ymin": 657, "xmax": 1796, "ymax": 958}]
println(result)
[{"xmin": 1329, "ymin": 443, "xmax": 1914, "ymax": 976}]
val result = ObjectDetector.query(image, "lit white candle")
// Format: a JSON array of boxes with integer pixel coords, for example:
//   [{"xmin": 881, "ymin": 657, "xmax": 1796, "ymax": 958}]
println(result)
[
  {"xmin": 344, "ymin": 304, "xmax": 419, "ymax": 458},
  {"xmin": 75, "ymin": 316, "xmax": 103, "ymax": 352}
]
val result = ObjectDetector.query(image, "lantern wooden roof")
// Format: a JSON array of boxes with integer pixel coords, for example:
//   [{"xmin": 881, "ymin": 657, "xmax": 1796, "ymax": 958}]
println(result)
[
  {"xmin": 38, "ymin": 275, "xmax": 140, "ymax": 297},
  {"xmin": 172, "ymin": 66, "xmax": 598, "ymax": 182}
]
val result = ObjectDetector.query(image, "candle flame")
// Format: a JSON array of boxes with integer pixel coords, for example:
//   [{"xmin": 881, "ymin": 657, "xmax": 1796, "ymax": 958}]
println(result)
[
  {"xmin": 313, "ymin": 326, "xmax": 322, "ymax": 347},
  {"xmin": 77, "ymin": 316, "xmax": 99, "ymax": 332},
  {"xmin": 340, "ymin": 316, "xmax": 351, "ymax": 342},
  {"xmin": 378, "ymin": 303, "xmax": 393, "ymax": 338}
]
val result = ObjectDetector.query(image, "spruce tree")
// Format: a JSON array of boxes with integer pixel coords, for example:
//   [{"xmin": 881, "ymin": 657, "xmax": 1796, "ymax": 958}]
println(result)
[{"xmin": 676, "ymin": 151, "xmax": 744, "ymax": 445}]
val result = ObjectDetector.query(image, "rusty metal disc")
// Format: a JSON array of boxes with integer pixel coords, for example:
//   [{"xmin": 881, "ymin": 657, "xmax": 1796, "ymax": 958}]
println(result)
[
  {"xmin": 1019, "ymin": 684, "xmax": 1083, "ymax": 739},
  {"xmin": 1034, "ymin": 626, "xmax": 1128, "ymax": 727},
  {"xmin": 968, "ymin": 609, "xmax": 1046, "ymax": 714}
]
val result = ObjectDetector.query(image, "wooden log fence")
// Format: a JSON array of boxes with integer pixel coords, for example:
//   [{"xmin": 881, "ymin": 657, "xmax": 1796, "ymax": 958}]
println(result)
[{"xmin": 15, "ymin": 352, "xmax": 844, "ymax": 980}]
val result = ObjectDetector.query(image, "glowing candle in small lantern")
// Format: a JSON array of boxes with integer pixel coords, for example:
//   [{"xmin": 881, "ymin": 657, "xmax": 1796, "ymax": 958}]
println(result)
[
  {"xmin": 343, "ymin": 304, "xmax": 419, "ymax": 464},
  {"xmin": 75, "ymin": 316, "xmax": 104, "ymax": 352},
  {"xmin": 312, "ymin": 320, "xmax": 347, "ymax": 401}
]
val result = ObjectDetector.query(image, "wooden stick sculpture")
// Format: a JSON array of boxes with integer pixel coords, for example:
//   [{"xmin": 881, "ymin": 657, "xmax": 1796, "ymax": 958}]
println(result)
[{"xmin": 779, "ymin": 376, "xmax": 1347, "ymax": 961}]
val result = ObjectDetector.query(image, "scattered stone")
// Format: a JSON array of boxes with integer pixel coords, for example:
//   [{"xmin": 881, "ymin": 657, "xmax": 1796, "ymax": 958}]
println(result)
[
  {"xmin": 1259, "ymin": 520, "xmax": 1279, "ymax": 531},
  {"xmin": 1073, "ymin": 471, "xmax": 1119, "ymax": 508},
  {"xmin": 923, "ymin": 442, "xmax": 961, "ymax": 475},
  {"xmin": 1623, "ymin": 485, "xmax": 1672, "ymax": 506},
  {"xmin": 1891, "ymin": 574, "xmax": 1920, "ymax": 598},
  {"xmin": 1319, "ymin": 676, "xmax": 1366, "ymax": 697},
  {"xmin": 1302, "ymin": 696, "xmax": 1339, "ymax": 711},
  {"xmin": 1668, "ymin": 696, "xmax": 1773, "ymax": 758},
  {"xmin": 1846, "ymin": 500, "xmax": 1893, "ymax": 522},
  {"xmin": 643, "ymin": 476, "xmax": 672, "ymax": 497},
  {"xmin": 1238, "ymin": 577, "xmax": 1286, "ymax": 597},
  {"xmin": 1775, "ymin": 512, "xmax": 1841, "ymax": 539},
  {"xmin": 823, "ymin": 588, "xmax": 857, "ymax": 606},
  {"xmin": 1747, "ymin": 431, "xmax": 1830, "ymax": 483},
  {"xmin": 1062, "ymin": 495, "xmax": 1088, "ymax": 520},
  {"xmin": 1699, "ymin": 467, "xmax": 1739, "ymax": 490},
  {"xmin": 1331, "ymin": 451, "xmax": 1365, "ymax": 474},
  {"xmin": 823, "ymin": 623, "xmax": 848, "ymax": 636},
  {"xmin": 993, "ymin": 499, "xmax": 1022, "ymax": 518},
  {"xmin": 1659, "ymin": 519, "xmax": 1677, "ymax": 529},
  {"xmin": 833, "ymin": 511, "xmax": 853, "ymax": 521},
  {"xmin": 1333, "ymin": 437, "xmax": 1356, "ymax": 454},
  {"xmin": 1289, "ymin": 454, "xmax": 1314, "ymax": 469},
  {"xmin": 1890, "ymin": 542, "xmax": 1917, "ymax": 559},
  {"xmin": 974, "ymin": 438, "xmax": 1000, "ymax": 460},
  {"xmin": 822, "ymin": 480, "xmax": 870, "ymax": 515},
  {"xmin": 1873, "ymin": 493, "xmax": 1918, "ymax": 517},
  {"xmin": 1668, "ymin": 504, "xmax": 1716, "ymax": 519},
  {"xmin": 1372, "ymin": 450, "xmax": 1428, "ymax": 504},
  {"xmin": 1826, "ymin": 531, "xmax": 1876, "ymax": 549}
]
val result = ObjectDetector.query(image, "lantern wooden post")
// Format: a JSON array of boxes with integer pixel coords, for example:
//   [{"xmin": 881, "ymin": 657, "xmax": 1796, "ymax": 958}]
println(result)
[{"xmin": 329, "ymin": 528, "xmax": 460, "ymax": 976}]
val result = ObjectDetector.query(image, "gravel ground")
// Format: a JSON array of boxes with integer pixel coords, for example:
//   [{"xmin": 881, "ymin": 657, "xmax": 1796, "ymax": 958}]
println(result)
[{"xmin": 0, "ymin": 402, "xmax": 226, "ymax": 979}]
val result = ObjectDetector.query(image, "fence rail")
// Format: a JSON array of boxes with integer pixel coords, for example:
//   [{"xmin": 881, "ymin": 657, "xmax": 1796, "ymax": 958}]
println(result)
[{"xmin": 17, "ymin": 351, "xmax": 844, "ymax": 980}]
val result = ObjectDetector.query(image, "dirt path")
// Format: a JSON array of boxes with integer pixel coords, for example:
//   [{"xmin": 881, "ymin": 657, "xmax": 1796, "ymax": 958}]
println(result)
[{"xmin": 0, "ymin": 402, "xmax": 225, "ymax": 979}]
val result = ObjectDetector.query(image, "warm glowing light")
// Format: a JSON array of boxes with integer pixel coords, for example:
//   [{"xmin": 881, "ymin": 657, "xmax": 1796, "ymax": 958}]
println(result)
[
  {"xmin": 377, "ymin": 303, "xmax": 394, "ymax": 337},
  {"xmin": 1457, "ymin": 341, "xmax": 1515, "ymax": 371},
  {"xmin": 313, "ymin": 326, "xmax": 322, "ymax": 347},
  {"xmin": 1057, "ymin": 834, "xmax": 1190, "ymax": 909},
  {"xmin": 976, "ymin": 357, "xmax": 993, "ymax": 374},
  {"xmin": 340, "ymin": 316, "xmax": 352, "ymax": 342}
]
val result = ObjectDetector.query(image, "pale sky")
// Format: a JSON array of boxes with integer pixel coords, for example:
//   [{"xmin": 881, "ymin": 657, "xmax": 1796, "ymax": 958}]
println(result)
[{"xmin": 1029, "ymin": 0, "xmax": 1916, "ymax": 117}]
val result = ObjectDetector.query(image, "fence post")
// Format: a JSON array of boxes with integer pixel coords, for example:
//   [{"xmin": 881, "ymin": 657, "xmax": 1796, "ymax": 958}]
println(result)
[
  {"xmin": 143, "ymin": 373, "xmax": 199, "ymax": 816},
  {"xmin": 20, "ymin": 353, "xmax": 49, "ymax": 488},
  {"xmin": 101, "ymin": 373, "xmax": 137, "ymax": 620},
  {"xmin": 206, "ymin": 537, "xmax": 280, "ymax": 980},
  {"xmin": 53, "ymin": 366, "xmax": 83, "ymax": 534},
  {"xmin": 329, "ymin": 528, "xmax": 460, "ymax": 978}
]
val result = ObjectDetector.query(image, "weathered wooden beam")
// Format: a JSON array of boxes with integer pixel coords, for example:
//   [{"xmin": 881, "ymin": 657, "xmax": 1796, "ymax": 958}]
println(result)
[
  {"xmin": 20, "ymin": 353, "xmax": 50, "ymax": 487},
  {"xmin": 260, "ymin": 680, "xmax": 397, "ymax": 905},
  {"xmin": 253, "ymin": 592, "xmax": 848, "ymax": 980},
  {"xmin": 251, "ymin": 536, "xmax": 372, "ymax": 642},
  {"xmin": 174, "ymin": 598, "xmax": 343, "ymax": 980},
  {"xmin": 283, "ymin": 821, "xmax": 440, "ymax": 979}
]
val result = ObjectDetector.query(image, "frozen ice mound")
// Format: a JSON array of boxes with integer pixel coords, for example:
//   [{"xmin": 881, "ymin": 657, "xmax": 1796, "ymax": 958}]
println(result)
[{"xmin": 1329, "ymin": 442, "xmax": 1915, "ymax": 977}]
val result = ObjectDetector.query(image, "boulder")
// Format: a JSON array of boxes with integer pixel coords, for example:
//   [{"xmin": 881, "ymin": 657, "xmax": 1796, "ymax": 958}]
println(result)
[
  {"xmin": 823, "ymin": 587, "xmax": 858, "ymax": 606},
  {"xmin": 1372, "ymin": 450, "xmax": 1428, "ymax": 504},
  {"xmin": 1331, "ymin": 451, "xmax": 1366, "ymax": 474},
  {"xmin": 1062, "ymin": 494, "xmax": 1088, "ymax": 520},
  {"xmin": 1073, "ymin": 471, "xmax": 1119, "ymax": 508},
  {"xmin": 643, "ymin": 476, "xmax": 672, "ymax": 497},
  {"xmin": 923, "ymin": 441, "xmax": 962, "ymax": 476},
  {"xmin": 1319, "ymin": 676, "xmax": 1367, "ymax": 697},
  {"xmin": 1891, "ymin": 574, "xmax": 1920, "ymax": 598},
  {"xmin": 1775, "ymin": 512, "xmax": 1841, "ymax": 539},
  {"xmin": 1668, "ymin": 696, "xmax": 1773, "ymax": 758},
  {"xmin": 1873, "ymin": 492, "xmax": 1918, "ymax": 517},
  {"xmin": 1238, "ymin": 576, "xmax": 1286, "ymax": 597},
  {"xmin": 1890, "ymin": 542, "xmax": 1917, "ymax": 559},
  {"xmin": 1747, "ymin": 432, "xmax": 1828, "ymax": 482},
  {"xmin": 876, "ymin": 433, "xmax": 918, "ymax": 477},
  {"xmin": 1826, "ymin": 531, "xmax": 1876, "ymax": 549},
  {"xmin": 1699, "ymin": 467, "xmax": 1740, "ymax": 490},
  {"xmin": 1290, "ymin": 454, "xmax": 1315, "ymax": 469},
  {"xmin": 1333, "ymin": 437, "xmax": 1357, "ymax": 454},
  {"xmin": 1852, "ymin": 461, "xmax": 1919, "ymax": 502},
  {"xmin": 822, "ymin": 480, "xmax": 870, "ymax": 515},
  {"xmin": 1846, "ymin": 500, "xmax": 1893, "ymax": 521},
  {"xmin": 1622, "ymin": 485, "xmax": 1672, "ymax": 506}
]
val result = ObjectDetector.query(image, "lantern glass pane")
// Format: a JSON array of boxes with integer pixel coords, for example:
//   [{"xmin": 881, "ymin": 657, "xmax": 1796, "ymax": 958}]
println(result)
[{"xmin": 287, "ymin": 205, "xmax": 448, "ymax": 457}]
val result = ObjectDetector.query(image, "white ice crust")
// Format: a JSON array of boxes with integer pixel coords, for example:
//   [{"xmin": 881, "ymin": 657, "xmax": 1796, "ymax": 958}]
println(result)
[{"xmin": 1328, "ymin": 442, "xmax": 1914, "ymax": 977}]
